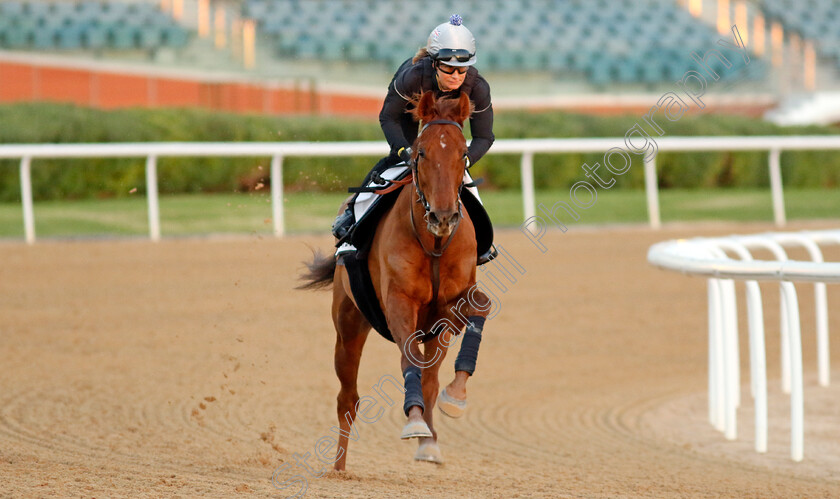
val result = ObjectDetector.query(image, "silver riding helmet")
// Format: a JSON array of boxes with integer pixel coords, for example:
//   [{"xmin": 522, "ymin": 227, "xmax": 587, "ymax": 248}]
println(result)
[{"xmin": 426, "ymin": 14, "xmax": 476, "ymax": 67}]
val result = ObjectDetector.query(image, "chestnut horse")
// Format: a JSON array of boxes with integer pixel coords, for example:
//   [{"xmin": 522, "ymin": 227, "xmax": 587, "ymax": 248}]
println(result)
[{"xmin": 299, "ymin": 91, "xmax": 490, "ymax": 469}]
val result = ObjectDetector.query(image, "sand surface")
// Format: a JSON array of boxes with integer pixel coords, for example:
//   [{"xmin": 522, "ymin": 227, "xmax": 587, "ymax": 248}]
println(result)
[{"xmin": 2, "ymin": 221, "xmax": 839, "ymax": 498}]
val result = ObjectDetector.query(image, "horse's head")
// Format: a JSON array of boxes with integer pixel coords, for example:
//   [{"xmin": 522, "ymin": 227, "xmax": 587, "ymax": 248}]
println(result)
[{"xmin": 410, "ymin": 91, "xmax": 473, "ymax": 238}]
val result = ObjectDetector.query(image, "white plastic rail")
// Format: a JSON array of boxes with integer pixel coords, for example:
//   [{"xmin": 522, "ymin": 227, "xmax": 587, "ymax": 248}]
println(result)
[
  {"xmin": 648, "ymin": 229, "xmax": 840, "ymax": 462},
  {"xmin": 2, "ymin": 135, "xmax": 840, "ymax": 243}
]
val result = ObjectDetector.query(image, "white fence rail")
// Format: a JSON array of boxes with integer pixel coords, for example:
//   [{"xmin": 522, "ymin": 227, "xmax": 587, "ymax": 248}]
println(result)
[
  {"xmin": 648, "ymin": 229, "xmax": 840, "ymax": 462},
  {"xmin": 2, "ymin": 135, "xmax": 840, "ymax": 243}
]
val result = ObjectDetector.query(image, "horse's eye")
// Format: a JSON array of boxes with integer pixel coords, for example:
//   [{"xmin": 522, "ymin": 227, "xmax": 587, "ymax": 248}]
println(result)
[{"xmin": 418, "ymin": 149, "xmax": 426, "ymax": 158}]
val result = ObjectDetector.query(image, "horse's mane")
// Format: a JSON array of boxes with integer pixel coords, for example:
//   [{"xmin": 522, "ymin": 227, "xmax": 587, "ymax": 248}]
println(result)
[{"xmin": 408, "ymin": 93, "xmax": 474, "ymax": 124}]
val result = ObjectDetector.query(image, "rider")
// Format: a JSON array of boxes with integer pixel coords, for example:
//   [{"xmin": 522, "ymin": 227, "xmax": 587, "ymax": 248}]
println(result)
[{"xmin": 332, "ymin": 14, "xmax": 496, "ymax": 265}]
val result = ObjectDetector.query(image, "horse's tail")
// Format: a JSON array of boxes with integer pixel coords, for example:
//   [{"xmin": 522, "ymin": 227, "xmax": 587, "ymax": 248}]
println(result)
[{"xmin": 297, "ymin": 249, "xmax": 336, "ymax": 290}]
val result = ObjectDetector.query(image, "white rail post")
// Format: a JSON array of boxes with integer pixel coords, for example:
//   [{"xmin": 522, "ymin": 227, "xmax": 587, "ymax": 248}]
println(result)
[
  {"xmin": 815, "ymin": 281, "xmax": 830, "ymax": 386},
  {"xmin": 644, "ymin": 155, "xmax": 661, "ymax": 229},
  {"xmin": 777, "ymin": 234, "xmax": 830, "ymax": 387},
  {"xmin": 781, "ymin": 281, "xmax": 804, "ymax": 462},
  {"xmin": 708, "ymin": 278, "xmax": 726, "ymax": 431},
  {"xmin": 780, "ymin": 286, "xmax": 791, "ymax": 394},
  {"xmin": 520, "ymin": 151, "xmax": 535, "ymax": 222},
  {"xmin": 743, "ymin": 237, "xmax": 791, "ymax": 393},
  {"xmin": 721, "ymin": 238, "xmax": 769, "ymax": 453},
  {"xmin": 746, "ymin": 281, "xmax": 768, "ymax": 453},
  {"xmin": 271, "ymin": 154, "xmax": 285, "ymax": 237},
  {"xmin": 768, "ymin": 148, "xmax": 786, "ymax": 227},
  {"xmin": 20, "ymin": 156, "xmax": 36, "ymax": 244},
  {"xmin": 720, "ymin": 278, "xmax": 740, "ymax": 440},
  {"xmin": 145, "ymin": 155, "xmax": 161, "ymax": 242},
  {"xmin": 707, "ymin": 278, "xmax": 718, "ymax": 426}
]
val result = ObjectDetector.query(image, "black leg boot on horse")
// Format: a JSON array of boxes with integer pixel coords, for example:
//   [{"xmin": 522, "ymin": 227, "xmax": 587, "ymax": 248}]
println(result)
[{"xmin": 439, "ymin": 314, "xmax": 486, "ymax": 418}]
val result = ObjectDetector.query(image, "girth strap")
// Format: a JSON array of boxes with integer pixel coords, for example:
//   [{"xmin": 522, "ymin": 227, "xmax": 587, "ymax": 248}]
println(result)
[{"xmin": 409, "ymin": 202, "xmax": 460, "ymax": 305}]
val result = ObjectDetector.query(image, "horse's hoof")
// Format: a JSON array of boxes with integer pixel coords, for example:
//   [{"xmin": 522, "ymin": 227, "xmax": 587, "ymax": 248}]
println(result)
[
  {"xmin": 400, "ymin": 420, "xmax": 433, "ymax": 439},
  {"xmin": 414, "ymin": 442, "xmax": 444, "ymax": 464},
  {"xmin": 438, "ymin": 387, "xmax": 467, "ymax": 418}
]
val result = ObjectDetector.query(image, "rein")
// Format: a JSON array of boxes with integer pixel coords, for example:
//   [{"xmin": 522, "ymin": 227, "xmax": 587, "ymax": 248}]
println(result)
[{"xmin": 409, "ymin": 119, "xmax": 466, "ymax": 306}]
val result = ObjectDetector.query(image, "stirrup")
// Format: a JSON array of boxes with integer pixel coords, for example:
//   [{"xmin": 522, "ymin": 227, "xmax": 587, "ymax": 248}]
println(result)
[{"xmin": 477, "ymin": 244, "xmax": 498, "ymax": 266}]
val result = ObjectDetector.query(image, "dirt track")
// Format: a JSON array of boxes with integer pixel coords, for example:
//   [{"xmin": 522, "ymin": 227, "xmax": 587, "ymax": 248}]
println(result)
[{"xmin": 2, "ymin": 222, "xmax": 839, "ymax": 498}]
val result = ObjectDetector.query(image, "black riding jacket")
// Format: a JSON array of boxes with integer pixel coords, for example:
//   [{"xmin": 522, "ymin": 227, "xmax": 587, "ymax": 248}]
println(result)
[{"xmin": 379, "ymin": 56, "xmax": 495, "ymax": 165}]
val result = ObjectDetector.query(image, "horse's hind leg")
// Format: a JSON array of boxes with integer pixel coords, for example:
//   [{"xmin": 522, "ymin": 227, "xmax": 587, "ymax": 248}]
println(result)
[{"xmin": 332, "ymin": 272, "xmax": 371, "ymax": 471}]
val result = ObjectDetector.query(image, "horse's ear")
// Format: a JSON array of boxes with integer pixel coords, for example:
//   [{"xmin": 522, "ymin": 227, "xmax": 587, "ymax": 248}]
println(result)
[
  {"xmin": 417, "ymin": 91, "xmax": 436, "ymax": 123},
  {"xmin": 456, "ymin": 93, "xmax": 472, "ymax": 124}
]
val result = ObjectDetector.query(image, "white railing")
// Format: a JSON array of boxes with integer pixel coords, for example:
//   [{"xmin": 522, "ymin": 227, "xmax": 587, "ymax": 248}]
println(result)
[
  {"xmin": 648, "ymin": 229, "xmax": 840, "ymax": 462},
  {"xmin": 2, "ymin": 135, "xmax": 840, "ymax": 243}
]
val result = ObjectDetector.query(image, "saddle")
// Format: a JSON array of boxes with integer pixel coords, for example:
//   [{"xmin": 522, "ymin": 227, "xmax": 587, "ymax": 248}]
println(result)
[{"xmin": 338, "ymin": 176, "xmax": 494, "ymax": 344}]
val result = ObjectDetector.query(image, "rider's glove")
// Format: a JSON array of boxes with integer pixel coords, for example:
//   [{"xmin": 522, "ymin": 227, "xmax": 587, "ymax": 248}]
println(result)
[{"xmin": 398, "ymin": 147, "xmax": 412, "ymax": 164}]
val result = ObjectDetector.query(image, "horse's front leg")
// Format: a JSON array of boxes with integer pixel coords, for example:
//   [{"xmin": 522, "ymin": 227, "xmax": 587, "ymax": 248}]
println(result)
[
  {"xmin": 414, "ymin": 330, "xmax": 451, "ymax": 464},
  {"xmin": 386, "ymin": 291, "xmax": 433, "ymax": 440},
  {"xmin": 440, "ymin": 288, "xmax": 491, "ymax": 418}
]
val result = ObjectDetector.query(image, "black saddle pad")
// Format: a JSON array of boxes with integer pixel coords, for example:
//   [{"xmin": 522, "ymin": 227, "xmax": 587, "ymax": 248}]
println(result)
[
  {"xmin": 351, "ymin": 184, "xmax": 493, "ymax": 260},
  {"xmin": 340, "ymin": 250, "xmax": 453, "ymax": 344},
  {"xmin": 343, "ymin": 183, "xmax": 494, "ymax": 343},
  {"xmin": 339, "ymin": 252, "xmax": 395, "ymax": 342}
]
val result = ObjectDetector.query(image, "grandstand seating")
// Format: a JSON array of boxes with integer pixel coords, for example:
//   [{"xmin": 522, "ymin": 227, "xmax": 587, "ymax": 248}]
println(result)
[
  {"xmin": 0, "ymin": 1, "xmax": 190, "ymax": 52},
  {"xmin": 241, "ymin": 0, "xmax": 767, "ymax": 85},
  {"xmin": 759, "ymin": 0, "xmax": 840, "ymax": 69}
]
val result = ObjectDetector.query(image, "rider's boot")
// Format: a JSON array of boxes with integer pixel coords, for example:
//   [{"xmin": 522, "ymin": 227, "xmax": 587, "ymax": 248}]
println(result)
[
  {"xmin": 331, "ymin": 206, "xmax": 355, "ymax": 244},
  {"xmin": 477, "ymin": 244, "xmax": 498, "ymax": 266}
]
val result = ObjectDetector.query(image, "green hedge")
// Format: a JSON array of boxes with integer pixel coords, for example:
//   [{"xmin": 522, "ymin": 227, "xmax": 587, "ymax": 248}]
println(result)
[{"xmin": 0, "ymin": 102, "xmax": 837, "ymax": 202}]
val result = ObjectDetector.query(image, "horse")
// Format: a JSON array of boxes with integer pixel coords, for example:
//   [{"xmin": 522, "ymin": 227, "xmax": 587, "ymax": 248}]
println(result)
[{"xmin": 298, "ymin": 90, "xmax": 491, "ymax": 469}]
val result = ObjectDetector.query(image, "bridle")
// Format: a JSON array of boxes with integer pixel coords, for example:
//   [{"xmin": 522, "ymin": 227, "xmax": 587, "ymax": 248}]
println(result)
[{"xmin": 408, "ymin": 118, "xmax": 469, "ymax": 306}]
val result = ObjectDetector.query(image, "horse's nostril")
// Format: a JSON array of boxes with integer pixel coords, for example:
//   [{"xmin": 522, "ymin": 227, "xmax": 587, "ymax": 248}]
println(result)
[{"xmin": 430, "ymin": 211, "xmax": 458, "ymax": 227}]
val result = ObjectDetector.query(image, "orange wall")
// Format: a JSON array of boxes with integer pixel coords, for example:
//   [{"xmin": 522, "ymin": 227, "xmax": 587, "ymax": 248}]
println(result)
[
  {"xmin": 0, "ymin": 60, "xmax": 774, "ymax": 117},
  {"xmin": 0, "ymin": 60, "xmax": 382, "ymax": 117}
]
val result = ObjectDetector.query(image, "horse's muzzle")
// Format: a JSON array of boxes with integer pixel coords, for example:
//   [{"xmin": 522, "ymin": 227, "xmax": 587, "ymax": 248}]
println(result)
[{"xmin": 427, "ymin": 210, "xmax": 460, "ymax": 237}]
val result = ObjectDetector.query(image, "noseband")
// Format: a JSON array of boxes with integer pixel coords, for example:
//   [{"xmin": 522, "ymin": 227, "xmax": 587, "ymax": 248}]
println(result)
[
  {"xmin": 409, "ymin": 119, "xmax": 468, "ymax": 258},
  {"xmin": 408, "ymin": 118, "xmax": 469, "ymax": 308}
]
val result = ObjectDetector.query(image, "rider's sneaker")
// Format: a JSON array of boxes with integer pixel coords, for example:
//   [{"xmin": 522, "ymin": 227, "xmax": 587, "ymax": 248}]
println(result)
[
  {"xmin": 331, "ymin": 207, "xmax": 355, "ymax": 242},
  {"xmin": 477, "ymin": 244, "xmax": 498, "ymax": 266}
]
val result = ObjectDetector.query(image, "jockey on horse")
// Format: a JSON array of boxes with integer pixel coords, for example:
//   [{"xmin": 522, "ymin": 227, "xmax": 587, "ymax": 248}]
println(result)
[
  {"xmin": 332, "ymin": 13, "xmax": 498, "ymax": 266},
  {"xmin": 300, "ymin": 14, "xmax": 497, "ymax": 469}
]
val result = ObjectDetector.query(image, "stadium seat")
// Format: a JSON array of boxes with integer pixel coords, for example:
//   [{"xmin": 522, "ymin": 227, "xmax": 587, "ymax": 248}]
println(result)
[
  {"xmin": 587, "ymin": 62, "xmax": 612, "ymax": 87},
  {"xmin": 138, "ymin": 28, "xmax": 164, "ymax": 50},
  {"xmin": 641, "ymin": 61, "xmax": 665, "ymax": 84},
  {"xmin": 32, "ymin": 27, "xmax": 56, "ymax": 49},
  {"xmin": 0, "ymin": 1, "xmax": 25, "ymax": 17},
  {"xmin": 320, "ymin": 39, "xmax": 346, "ymax": 61},
  {"xmin": 109, "ymin": 26, "xmax": 138, "ymax": 50},
  {"xmin": 295, "ymin": 36, "xmax": 320, "ymax": 59},
  {"xmin": 346, "ymin": 40, "xmax": 372, "ymax": 62},
  {"xmin": 615, "ymin": 60, "xmax": 639, "ymax": 84},
  {"xmin": 57, "ymin": 26, "xmax": 84, "ymax": 50},
  {"xmin": 162, "ymin": 26, "xmax": 189, "ymax": 49},
  {"xmin": 83, "ymin": 26, "xmax": 109, "ymax": 50},
  {"xmin": 3, "ymin": 26, "xmax": 31, "ymax": 49}
]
